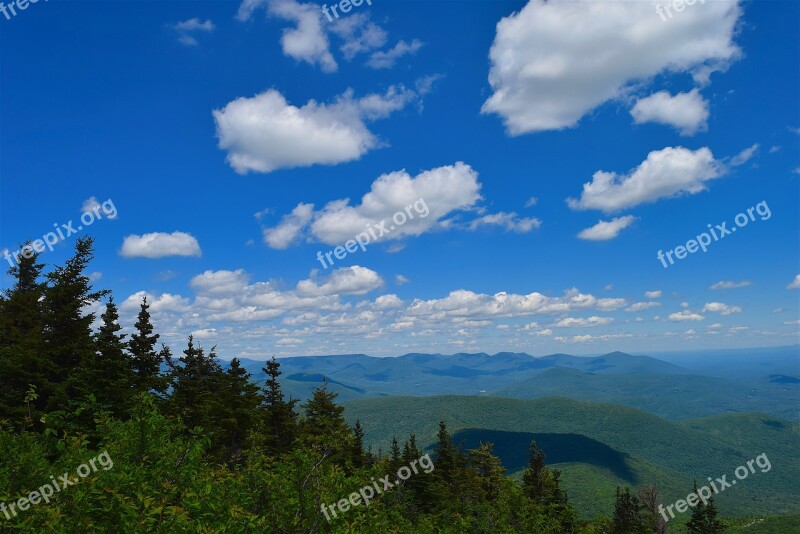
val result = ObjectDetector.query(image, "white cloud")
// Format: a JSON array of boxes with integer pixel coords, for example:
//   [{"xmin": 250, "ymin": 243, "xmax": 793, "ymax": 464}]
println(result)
[
  {"xmin": 276, "ymin": 337, "xmax": 304, "ymax": 346},
  {"xmin": 525, "ymin": 196, "xmax": 538, "ymax": 207},
  {"xmin": 404, "ymin": 288, "xmax": 627, "ymax": 321},
  {"xmin": 191, "ymin": 269, "xmax": 250, "ymax": 296},
  {"xmin": 567, "ymin": 146, "xmax": 723, "ymax": 213},
  {"xmin": 366, "ymin": 39, "xmax": 423, "ymax": 69},
  {"xmin": 263, "ymin": 203, "xmax": 315, "ymax": 249},
  {"xmin": 702, "ymin": 302, "xmax": 742, "ymax": 315},
  {"xmin": 174, "ymin": 18, "xmax": 215, "ymax": 47},
  {"xmin": 668, "ymin": 310, "xmax": 705, "ymax": 322},
  {"xmin": 710, "ymin": 280, "xmax": 752, "ymax": 290},
  {"xmin": 269, "ymin": 0, "xmax": 337, "ymax": 71},
  {"xmin": 121, "ymin": 291, "xmax": 191, "ymax": 313},
  {"xmin": 81, "ymin": 196, "xmax": 118, "ymax": 220},
  {"xmin": 625, "ymin": 301, "xmax": 660, "ymax": 312},
  {"xmin": 295, "ymin": 266, "xmax": 383, "ymax": 296},
  {"xmin": 783, "ymin": 320, "xmax": 800, "ymax": 326},
  {"xmin": 553, "ymin": 316, "xmax": 614, "ymax": 328},
  {"xmin": 787, "ymin": 274, "xmax": 800, "ymax": 289},
  {"xmin": 469, "ymin": 212, "xmax": 541, "ymax": 233},
  {"xmin": 630, "ymin": 89, "xmax": 709, "ymax": 135},
  {"xmin": 395, "ymin": 274, "xmax": 410, "ymax": 285},
  {"xmin": 265, "ymin": 162, "xmax": 482, "ymax": 246},
  {"xmin": 728, "ymin": 143, "xmax": 759, "ymax": 167},
  {"xmin": 213, "ymin": 86, "xmax": 418, "ymax": 174},
  {"xmin": 120, "ymin": 232, "xmax": 201, "ymax": 259},
  {"xmin": 372, "ymin": 294, "xmax": 405, "ymax": 310},
  {"xmin": 482, "ymin": 0, "xmax": 741, "ymax": 135},
  {"xmin": 644, "ymin": 290, "xmax": 662, "ymax": 299},
  {"xmin": 329, "ymin": 13, "xmax": 388, "ymax": 59},
  {"xmin": 577, "ymin": 215, "xmax": 636, "ymax": 241}
]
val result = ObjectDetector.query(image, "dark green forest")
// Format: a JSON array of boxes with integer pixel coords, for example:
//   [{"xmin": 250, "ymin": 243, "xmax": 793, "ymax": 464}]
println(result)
[{"xmin": 0, "ymin": 238, "xmax": 791, "ymax": 532}]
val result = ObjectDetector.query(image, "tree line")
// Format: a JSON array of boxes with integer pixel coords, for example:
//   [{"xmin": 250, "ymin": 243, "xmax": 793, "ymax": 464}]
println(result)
[{"xmin": 0, "ymin": 237, "xmax": 724, "ymax": 532}]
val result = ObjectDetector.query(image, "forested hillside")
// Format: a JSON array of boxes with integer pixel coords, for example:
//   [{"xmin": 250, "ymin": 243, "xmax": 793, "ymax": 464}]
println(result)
[{"xmin": 1, "ymin": 240, "xmax": 795, "ymax": 532}]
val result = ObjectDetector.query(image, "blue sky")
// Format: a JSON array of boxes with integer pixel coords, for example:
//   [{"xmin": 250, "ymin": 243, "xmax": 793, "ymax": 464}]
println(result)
[{"xmin": 1, "ymin": 0, "xmax": 798, "ymax": 358}]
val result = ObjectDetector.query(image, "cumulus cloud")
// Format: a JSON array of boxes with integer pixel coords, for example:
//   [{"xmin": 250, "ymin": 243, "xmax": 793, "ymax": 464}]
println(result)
[
  {"xmin": 261, "ymin": 162, "xmax": 542, "ymax": 247},
  {"xmin": 630, "ymin": 89, "xmax": 709, "ymax": 135},
  {"xmin": 237, "ymin": 1, "xmax": 421, "ymax": 73},
  {"xmin": 710, "ymin": 280, "xmax": 752, "ymax": 290},
  {"xmin": 468, "ymin": 212, "xmax": 541, "ymax": 233},
  {"xmin": 577, "ymin": 216, "xmax": 636, "ymax": 241},
  {"xmin": 263, "ymin": 203, "xmax": 315, "ymax": 249},
  {"xmin": 173, "ymin": 18, "xmax": 215, "ymax": 46},
  {"xmin": 121, "ymin": 291, "xmax": 192, "ymax": 313},
  {"xmin": 482, "ymin": 0, "xmax": 741, "ymax": 135},
  {"xmin": 403, "ymin": 288, "xmax": 627, "ymax": 321},
  {"xmin": 788, "ymin": 274, "xmax": 800, "ymax": 289},
  {"xmin": 395, "ymin": 274, "xmax": 410, "ymax": 285},
  {"xmin": 295, "ymin": 266, "xmax": 383, "ymax": 296},
  {"xmin": 267, "ymin": 0, "xmax": 337, "ymax": 71},
  {"xmin": 644, "ymin": 290, "xmax": 662, "ymax": 299},
  {"xmin": 567, "ymin": 146, "xmax": 724, "ymax": 212},
  {"xmin": 366, "ymin": 39, "xmax": 423, "ymax": 69},
  {"xmin": 553, "ymin": 316, "xmax": 614, "ymax": 328},
  {"xmin": 668, "ymin": 310, "xmax": 705, "ymax": 322},
  {"xmin": 625, "ymin": 302, "xmax": 660, "ymax": 312},
  {"xmin": 213, "ymin": 86, "xmax": 419, "ymax": 174},
  {"xmin": 120, "ymin": 232, "xmax": 201, "ymax": 259},
  {"xmin": 702, "ymin": 302, "xmax": 742, "ymax": 315}
]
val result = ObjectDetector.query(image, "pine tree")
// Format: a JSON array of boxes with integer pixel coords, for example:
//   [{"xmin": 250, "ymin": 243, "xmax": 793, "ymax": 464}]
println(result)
[
  {"xmin": 75, "ymin": 297, "xmax": 134, "ymax": 416},
  {"xmin": 260, "ymin": 356, "xmax": 297, "ymax": 455},
  {"xmin": 434, "ymin": 420, "xmax": 457, "ymax": 483},
  {"xmin": 129, "ymin": 296, "xmax": 165, "ymax": 395},
  {"xmin": 42, "ymin": 237, "xmax": 107, "ymax": 411},
  {"xmin": 687, "ymin": 482, "xmax": 725, "ymax": 533},
  {"xmin": 352, "ymin": 420, "xmax": 366, "ymax": 467},
  {"xmin": 612, "ymin": 486, "xmax": 649, "ymax": 534},
  {"xmin": 469, "ymin": 442, "xmax": 506, "ymax": 502},
  {"xmin": 221, "ymin": 358, "xmax": 261, "ymax": 461},
  {"xmin": 299, "ymin": 382, "xmax": 354, "ymax": 463},
  {"xmin": 0, "ymin": 246, "xmax": 50, "ymax": 424}
]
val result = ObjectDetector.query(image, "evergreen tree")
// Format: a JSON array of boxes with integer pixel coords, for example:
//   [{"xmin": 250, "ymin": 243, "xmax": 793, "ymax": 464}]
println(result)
[
  {"xmin": 612, "ymin": 486, "xmax": 649, "ymax": 534},
  {"xmin": 299, "ymin": 382, "xmax": 354, "ymax": 464},
  {"xmin": 260, "ymin": 356, "xmax": 297, "ymax": 455},
  {"xmin": 42, "ymin": 237, "xmax": 107, "ymax": 411},
  {"xmin": 129, "ymin": 296, "xmax": 165, "ymax": 395},
  {"xmin": 75, "ymin": 297, "xmax": 134, "ymax": 416},
  {"xmin": 220, "ymin": 358, "xmax": 261, "ymax": 462},
  {"xmin": 0, "ymin": 246, "xmax": 51, "ymax": 424},
  {"xmin": 686, "ymin": 482, "xmax": 725, "ymax": 533},
  {"xmin": 469, "ymin": 442, "xmax": 506, "ymax": 502},
  {"xmin": 352, "ymin": 420, "xmax": 366, "ymax": 467}
]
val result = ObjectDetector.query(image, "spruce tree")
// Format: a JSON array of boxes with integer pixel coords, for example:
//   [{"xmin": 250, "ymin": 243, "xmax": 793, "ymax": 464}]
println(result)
[
  {"xmin": 76, "ymin": 297, "xmax": 134, "ymax": 416},
  {"xmin": 0, "ymin": 246, "xmax": 50, "ymax": 424},
  {"xmin": 260, "ymin": 356, "xmax": 297, "ymax": 454},
  {"xmin": 42, "ymin": 237, "xmax": 107, "ymax": 411},
  {"xmin": 687, "ymin": 482, "xmax": 725, "ymax": 533},
  {"xmin": 612, "ymin": 486, "xmax": 649, "ymax": 534},
  {"xmin": 129, "ymin": 296, "xmax": 165, "ymax": 395}
]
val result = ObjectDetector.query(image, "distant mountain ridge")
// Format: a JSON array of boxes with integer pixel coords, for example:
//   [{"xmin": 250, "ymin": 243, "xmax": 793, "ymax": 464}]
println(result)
[{"xmin": 226, "ymin": 347, "xmax": 799, "ymax": 421}]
